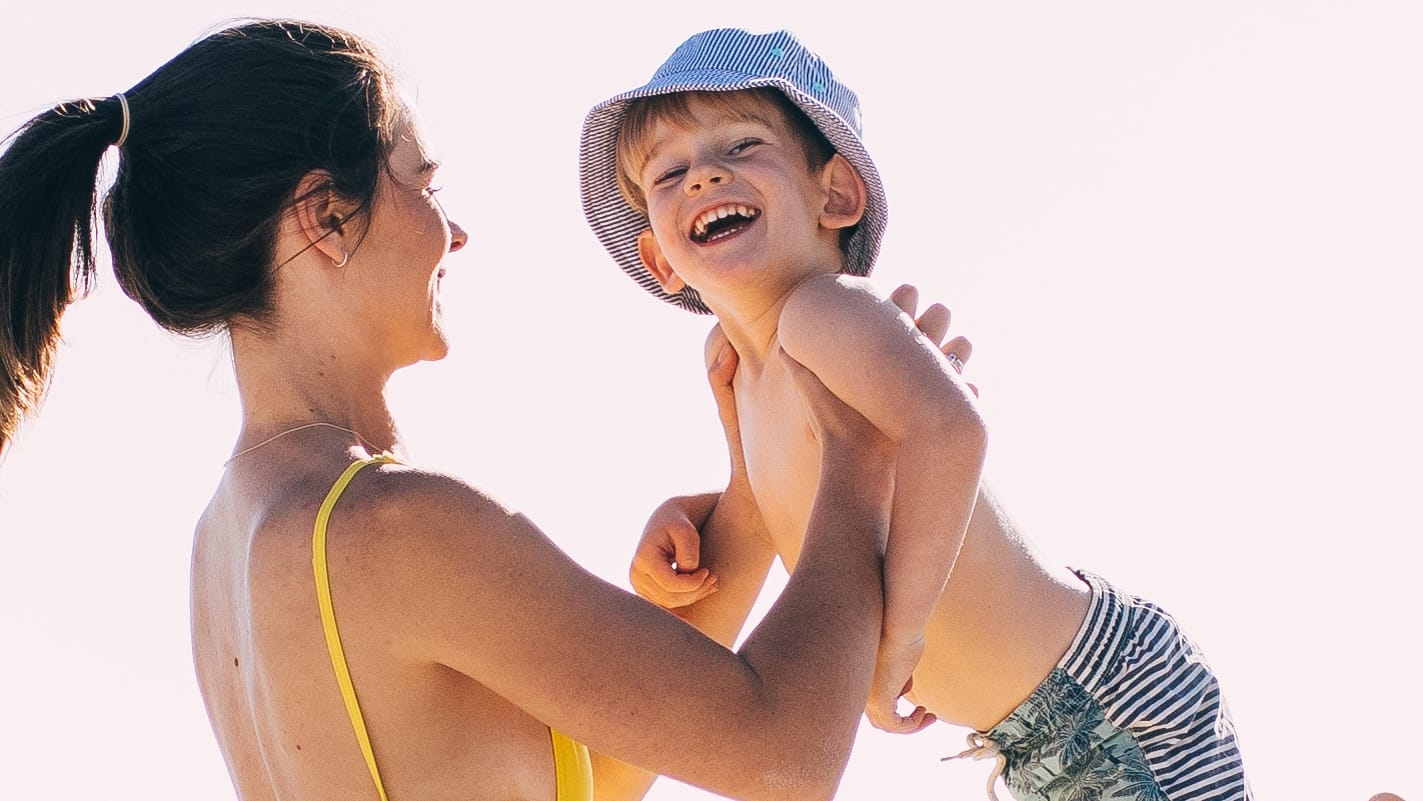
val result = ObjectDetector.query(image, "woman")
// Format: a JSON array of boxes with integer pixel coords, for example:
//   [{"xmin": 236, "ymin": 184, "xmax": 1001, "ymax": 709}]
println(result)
[{"xmin": 0, "ymin": 19, "xmax": 907, "ymax": 801}]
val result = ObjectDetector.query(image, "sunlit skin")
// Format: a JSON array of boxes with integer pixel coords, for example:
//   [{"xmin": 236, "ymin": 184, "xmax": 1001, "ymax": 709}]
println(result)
[
  {"xmin": 627, "ymin": 92, "xmax": 1094, "ymax": 734},
  {"xmin": 188, "ymin": 105, "xmax": 899, "ymax": 801}
]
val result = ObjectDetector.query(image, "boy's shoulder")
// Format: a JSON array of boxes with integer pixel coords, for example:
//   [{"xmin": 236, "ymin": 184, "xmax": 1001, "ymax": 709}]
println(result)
[
  {"xmin": 702, "ymin": 270, "xmax": 884, "ymax": 368},
  {"xmin": 786, "ymin": 272, "xmax": 880, "ymax": 304},
  {"xmin": 778, "ymin": 273, "xmax": 898, "ymax": 360}
]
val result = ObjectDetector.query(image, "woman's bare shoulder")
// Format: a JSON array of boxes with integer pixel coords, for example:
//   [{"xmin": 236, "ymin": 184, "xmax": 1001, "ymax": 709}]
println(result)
[
  {"xmin": 238, "ymin": 459, "xmax": 530, "ymax": 597},
  {"xmin": 311, "ymin": 459, "xmax": 529, "ymax": 553}
]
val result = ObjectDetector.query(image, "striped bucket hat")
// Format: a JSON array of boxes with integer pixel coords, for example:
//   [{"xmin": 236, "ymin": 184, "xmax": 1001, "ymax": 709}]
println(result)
[{"xmin": 579, "ymin": 28, "xmax": 888, "ymax": 314}]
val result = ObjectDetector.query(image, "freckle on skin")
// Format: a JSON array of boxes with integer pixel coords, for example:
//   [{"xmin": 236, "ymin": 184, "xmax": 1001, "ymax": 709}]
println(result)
[{"xmin": 233, "ymin": 658, "xmax": 239, "ymax": 667}]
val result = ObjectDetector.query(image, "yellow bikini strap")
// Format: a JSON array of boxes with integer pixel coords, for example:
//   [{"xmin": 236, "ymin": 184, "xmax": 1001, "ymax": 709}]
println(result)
[
  {"xmin": 313, "ymin": 454, "xmax": 398, "ymax": 801},
  {"xmin": 550, "ymin": 727, "xmax": 594, "ymax": 801}
]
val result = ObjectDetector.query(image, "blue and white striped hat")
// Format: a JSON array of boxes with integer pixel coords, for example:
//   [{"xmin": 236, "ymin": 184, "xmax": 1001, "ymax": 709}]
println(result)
[{"xmin": 579, "ymin": 28, "xmax": 888, "ymax": 315}]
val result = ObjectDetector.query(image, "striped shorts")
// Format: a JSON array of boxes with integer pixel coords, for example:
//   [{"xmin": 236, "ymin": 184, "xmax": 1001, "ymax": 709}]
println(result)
[{"xmin": 981, "ymin": 570, "xmax": 1251, "ymax": 801}]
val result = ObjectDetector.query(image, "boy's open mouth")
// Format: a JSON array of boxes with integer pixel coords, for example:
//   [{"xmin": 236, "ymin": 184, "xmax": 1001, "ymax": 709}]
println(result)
[{"xmin": 690, "ymin": 203, "xmax": 761, "ymax": 244}]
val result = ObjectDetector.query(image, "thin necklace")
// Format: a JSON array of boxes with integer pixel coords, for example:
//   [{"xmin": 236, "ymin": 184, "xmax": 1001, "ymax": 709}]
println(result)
[{"xmin": 225, "ymin": 422, "xmax": 377, "ymax": 465}]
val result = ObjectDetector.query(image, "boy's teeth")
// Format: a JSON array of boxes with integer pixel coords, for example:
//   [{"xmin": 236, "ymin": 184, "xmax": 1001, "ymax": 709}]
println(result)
[{"xmin": 692, "ymin": 205, "xmax": 757, "ymax": 238}]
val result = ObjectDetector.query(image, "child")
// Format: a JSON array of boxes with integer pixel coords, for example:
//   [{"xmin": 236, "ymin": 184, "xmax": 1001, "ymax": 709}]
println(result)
[{"xmin": 580, "ymin": 28, "xmax": 1250, "ymax": 801}]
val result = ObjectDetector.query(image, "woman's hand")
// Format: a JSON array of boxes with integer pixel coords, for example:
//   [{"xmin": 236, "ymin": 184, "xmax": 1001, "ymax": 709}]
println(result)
[
  {"xmin": 779, "ymin": 347, "xmax": 897, "ymax": 524},
  {"xmin": 889, "ymin": 283, "xmax": 977, "ymax": 398},
  {"xmin": 705, "ymin": 324, "xmax": 752, "ymax": 483}
]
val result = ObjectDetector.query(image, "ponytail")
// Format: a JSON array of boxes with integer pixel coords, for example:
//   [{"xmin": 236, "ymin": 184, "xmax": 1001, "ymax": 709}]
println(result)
[
  {"xmin": 0, "ymin": 96, "xmax": 126, "ymax": 454},
  {"xmin": 0, "ymin": 19, "xmax": 399, "ymax": 457}
]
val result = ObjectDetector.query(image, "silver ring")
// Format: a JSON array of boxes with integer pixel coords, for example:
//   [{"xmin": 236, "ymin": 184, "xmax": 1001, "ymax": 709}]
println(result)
[{"xmin": 946, "ymin": 352, "xmax": 963, "ymax": 372}]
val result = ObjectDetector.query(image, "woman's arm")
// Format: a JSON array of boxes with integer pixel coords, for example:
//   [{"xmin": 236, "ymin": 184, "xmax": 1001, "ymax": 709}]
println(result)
[
  {"xmin": 598, "ymin": 483, "xmax": 776, "ymax": 801},
  {"xmin": 335, "ymin": 358, "xmax": 893, "ymax": 801}
]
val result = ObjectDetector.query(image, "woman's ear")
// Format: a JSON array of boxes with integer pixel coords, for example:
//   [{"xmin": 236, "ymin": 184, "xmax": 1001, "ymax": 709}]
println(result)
[
  {"xmin": 819, "ymin": 154, "xmax": 867, "ymax": 231},
  {"xmin": 292, "ymin": 170, "xmax": 355, "ymax": 267},
  {"xmin": 636, "ymin": 229, "xmax": 686, "ymax": 293}
]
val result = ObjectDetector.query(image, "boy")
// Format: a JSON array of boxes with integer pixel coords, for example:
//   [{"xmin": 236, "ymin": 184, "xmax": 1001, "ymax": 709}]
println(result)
[{"xmin": 580, "ymin": 29, "xmax": 1250, "ymax": 801}]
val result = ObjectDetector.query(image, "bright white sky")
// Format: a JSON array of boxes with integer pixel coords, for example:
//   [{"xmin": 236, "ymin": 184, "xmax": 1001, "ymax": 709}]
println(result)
[{"xmin": 1, "ymin": 2, "xmax": 1419, "ymax": 800}]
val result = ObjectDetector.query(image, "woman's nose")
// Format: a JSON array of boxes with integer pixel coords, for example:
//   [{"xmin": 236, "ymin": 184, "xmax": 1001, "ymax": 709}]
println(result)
[{"xmin": 448, "ymin": 220, "xmax": 468, "ymax": 252}]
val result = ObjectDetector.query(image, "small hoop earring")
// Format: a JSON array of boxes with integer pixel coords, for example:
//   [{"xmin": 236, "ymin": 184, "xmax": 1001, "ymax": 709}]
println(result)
[{"xmin": 334, "ymin": 250, "xmax": 349, "ymax": 268}]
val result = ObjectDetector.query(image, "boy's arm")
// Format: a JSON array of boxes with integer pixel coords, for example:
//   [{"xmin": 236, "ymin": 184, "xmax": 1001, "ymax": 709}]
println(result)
[
  {"xmin": 779, "ymin": 274, "xmax": 988, "ymax": 734},
  {"xmin": 629, "ymin": 325, "xmax": 777, "ymax": 646},
  {"xmin": 608, "ymin": 328, "xmax": 778, "ymax": 800},
  {"xmin": 628, "ymin": 483, "xmax": 777, "ymax": 646},
  {"xmin": 597, "ymin": 485, "xmax": 775, "ymax": 801},
  {"xmin": 606, "ymin": 498, "xmax": 773, "ymax": 801}
]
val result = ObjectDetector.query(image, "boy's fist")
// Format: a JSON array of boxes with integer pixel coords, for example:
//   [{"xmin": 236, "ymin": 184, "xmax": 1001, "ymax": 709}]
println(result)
[
  {"xmin": 629, "ymin": 496, "xmax": 718, "ymax": 611},
  {"xmin": 865, "ymin": 639, "xmax": 938, "ymax": 735}
]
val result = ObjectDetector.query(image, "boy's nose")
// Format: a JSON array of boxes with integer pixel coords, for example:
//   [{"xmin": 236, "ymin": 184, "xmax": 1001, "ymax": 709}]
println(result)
[{"xmin": 685, "ymin": 164, "xmax": 730, "ymax": 195}]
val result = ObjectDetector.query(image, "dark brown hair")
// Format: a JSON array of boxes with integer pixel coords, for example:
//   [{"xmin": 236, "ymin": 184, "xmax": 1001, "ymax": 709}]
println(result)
[{"xmin": 0, "ymin": 19, "xmax": 401, "ymax": 453}]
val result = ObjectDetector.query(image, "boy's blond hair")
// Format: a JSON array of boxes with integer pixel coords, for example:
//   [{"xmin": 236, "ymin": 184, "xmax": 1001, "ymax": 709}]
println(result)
[{"xmin": 614, "ymin": 88, "xmax": 835, "ymax": 216}]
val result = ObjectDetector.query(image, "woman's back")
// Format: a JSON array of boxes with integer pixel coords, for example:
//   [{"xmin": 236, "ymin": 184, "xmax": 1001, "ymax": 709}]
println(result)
[{"xmin": 191, "ymin": 446, "xmax": 567, "ymax": 801}]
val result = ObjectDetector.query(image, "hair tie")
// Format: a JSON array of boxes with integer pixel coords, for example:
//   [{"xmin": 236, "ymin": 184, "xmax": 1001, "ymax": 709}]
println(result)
[{"xmin": 113, "ymin": 93, "xmax": 130, "ymax": 148}]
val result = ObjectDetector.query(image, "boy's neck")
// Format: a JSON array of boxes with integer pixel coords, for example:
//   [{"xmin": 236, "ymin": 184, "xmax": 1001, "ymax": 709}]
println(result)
[
  {"xmin": 715, "ymin": 298, "xmax": 785, "ymax": 373},
  {"xmin": 704, "ymin": 263, "xmax": 840, "ymax": 371}
]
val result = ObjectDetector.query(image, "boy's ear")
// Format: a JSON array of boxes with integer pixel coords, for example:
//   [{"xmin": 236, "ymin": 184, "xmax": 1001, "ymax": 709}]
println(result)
[
  {"xmin": 292, "ymin": 170, "xmax": 357, "ymax": 266},
  {"xmin": 819, "ymin": 154, "xmax": 867, "ymax": 231},
  {"xmin": 636, "ymin": 229, "xmax": 686, "ymax": 293}
]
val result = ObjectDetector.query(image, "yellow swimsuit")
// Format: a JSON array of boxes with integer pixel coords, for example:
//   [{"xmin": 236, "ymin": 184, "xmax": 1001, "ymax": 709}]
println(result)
[{"xmin": 313, "ymin": 455, "xmax": 593, "ymax": 801}]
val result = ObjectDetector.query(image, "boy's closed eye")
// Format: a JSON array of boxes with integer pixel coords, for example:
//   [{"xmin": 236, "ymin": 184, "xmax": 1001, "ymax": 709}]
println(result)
[
  {"xmin": 728, "ymin": 138, "xmax": 763, "ymax": 155},
  {"xmin": 647, "ymin": 137, "xmax": 768, "ymax": 187},
  {"xmin": 652, "ymin": 165, "xmax": 687, "ymax": 186}
]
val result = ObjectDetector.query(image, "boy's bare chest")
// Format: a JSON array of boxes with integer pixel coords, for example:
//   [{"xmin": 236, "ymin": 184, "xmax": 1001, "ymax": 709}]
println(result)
[{"xmin": 734, "ymin": 365, "xmax": 823, "ymax": 568}]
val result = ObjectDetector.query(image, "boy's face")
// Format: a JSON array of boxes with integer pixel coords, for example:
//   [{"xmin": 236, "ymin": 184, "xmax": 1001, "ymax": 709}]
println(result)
[{"xmin": 630, "ymin": 92, "xmax": 863, "ymax": 304}]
